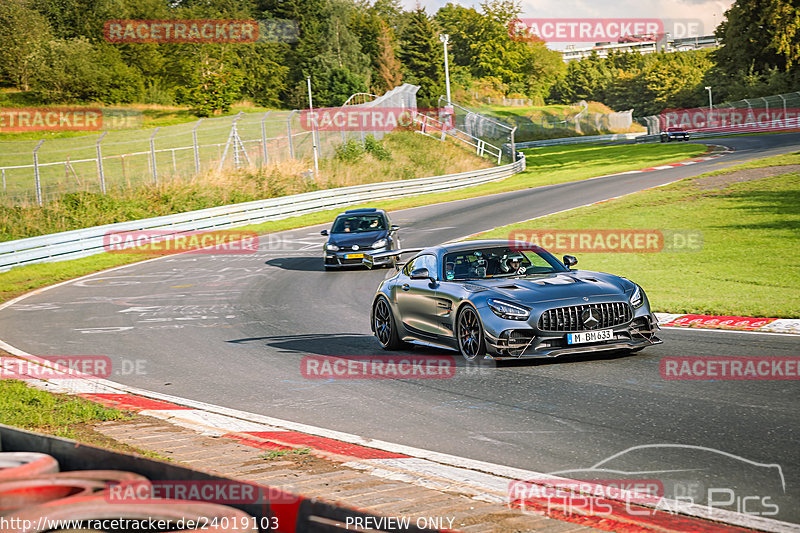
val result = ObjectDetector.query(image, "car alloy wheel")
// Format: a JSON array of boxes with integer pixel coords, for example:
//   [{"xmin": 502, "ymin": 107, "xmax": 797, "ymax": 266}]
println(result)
[
  {"xmin": 457, "ymin": 305, "xmax": 485, "ymax": 360},
  {"xmin": 374, "ymin": 296, "xmax": 402, "ymax": 350}
]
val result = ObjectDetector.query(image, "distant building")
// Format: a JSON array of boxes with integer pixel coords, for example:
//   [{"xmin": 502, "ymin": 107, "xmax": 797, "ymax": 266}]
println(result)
[{"xmin": 560, "ymin": 34, "xmax": 720, "ymax": 62}]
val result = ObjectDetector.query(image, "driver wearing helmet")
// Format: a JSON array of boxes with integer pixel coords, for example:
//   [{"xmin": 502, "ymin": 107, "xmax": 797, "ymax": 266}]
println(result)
[{"xmin": 502, "ymin": 253, "xmax": 525, "ymax": 273}]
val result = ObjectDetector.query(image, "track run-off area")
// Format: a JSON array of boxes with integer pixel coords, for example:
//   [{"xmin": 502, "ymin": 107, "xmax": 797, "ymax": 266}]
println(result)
[{"xmin": 2, "ymin": 132, "xmax": 799, "ymax": 526}]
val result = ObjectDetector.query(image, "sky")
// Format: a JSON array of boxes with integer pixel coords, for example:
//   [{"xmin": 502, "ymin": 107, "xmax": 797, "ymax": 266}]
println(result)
[{"xmin": 402, "ymin": 0, "xmax": 735, "ymax": 49}]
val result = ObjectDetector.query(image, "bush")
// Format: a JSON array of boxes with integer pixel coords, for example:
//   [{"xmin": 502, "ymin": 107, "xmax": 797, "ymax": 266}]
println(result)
[
  {"xmin": 335, "ymin": 139, "xmax": 365, "ymax": 163},
  {"xmin": 364, "ymin": 135, "xmax": 392, "ymax": 161}
]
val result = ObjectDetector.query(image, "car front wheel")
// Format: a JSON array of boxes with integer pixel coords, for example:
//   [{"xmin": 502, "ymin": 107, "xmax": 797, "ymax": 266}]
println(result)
[{"xmin": 457, "ymin": 305, "xmax": 486, "ymax": 361}]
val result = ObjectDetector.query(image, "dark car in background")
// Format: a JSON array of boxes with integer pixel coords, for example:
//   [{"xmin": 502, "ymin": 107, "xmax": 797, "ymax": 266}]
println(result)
[
  {"xmin": 321, "ymin": 208, "xmax": 399, "ymax": 269},
  {"xmin": 660, "ymin": 127, "xmax": 690, "ymax": 142},
  {"xmin": 366, "ymin": 240, "xmax": 661, "ymax": 360}
]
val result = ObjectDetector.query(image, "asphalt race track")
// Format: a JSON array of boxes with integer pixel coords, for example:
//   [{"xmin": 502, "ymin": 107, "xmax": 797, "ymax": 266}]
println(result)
[{"xmin": 2, "ymin": 133, "xmax": 799, "ymax": 523}]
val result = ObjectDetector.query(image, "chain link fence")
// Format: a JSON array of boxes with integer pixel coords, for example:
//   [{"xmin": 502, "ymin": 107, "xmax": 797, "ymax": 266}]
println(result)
[
  {"xmin": 445, "ymin": 98, "xmax": 638, "ymax": 144},
  {"xmin": 637, "ymin": 91, "xmax": 800, "ymax": 134},
  {"xmin": 437, "ymin": 97, "xmax": 517, "ymax": 160},
  {"xmin": 0, "ymin": 84, "xmax": 421, "ymax": 206},
  {"xmin": 506, "ymin": 103, "xmax": 637, "ymax": 141}
]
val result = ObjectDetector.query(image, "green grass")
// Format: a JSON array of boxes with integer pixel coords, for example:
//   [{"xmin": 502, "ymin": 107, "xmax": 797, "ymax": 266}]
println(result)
[
  {"xmin": 0, "ymin": 142, "xmax": 707, "ymax": 304},
  {"xmin": 475, "ymin": 152, "xmax": 800, "ymax": 317},
  {"xmin": 0, "ymin": 379, "xmax": 127, "ymax": 438}
]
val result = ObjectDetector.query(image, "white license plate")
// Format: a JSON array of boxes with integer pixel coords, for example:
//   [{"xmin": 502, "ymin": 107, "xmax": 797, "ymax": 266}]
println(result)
[{"xmin": 567, "ymin": 329, "xmax": 613, "ymax": 344}]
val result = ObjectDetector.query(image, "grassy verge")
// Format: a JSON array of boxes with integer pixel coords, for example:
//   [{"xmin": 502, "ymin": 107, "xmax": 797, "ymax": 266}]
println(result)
[
  {"xmin": 475, "ymin": 152, "xmax": 800, "ymax": 317},
  {"xmin": 0, "ymin": 142, "xmax": 707, "ymax": 304},
  {"xmin": 1, "ymin": 131, "xmax": 491, "ymax": 240},
  {"xmin": 0, "ymin": 376, "xmax": 173, "ymax": 459}
]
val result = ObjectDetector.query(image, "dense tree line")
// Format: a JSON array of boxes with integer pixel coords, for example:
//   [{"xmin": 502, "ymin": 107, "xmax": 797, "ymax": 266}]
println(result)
[
  {"xmin": 549, "ymin": 0, "xmax": 799, "ymax": 115},
  {"xmin": 0, "ymin": 0, "xmax": 796, "ymax": 116},
  {"xmin": 0, "ymin": 0, "xmax": 564, "ymax": 113}
]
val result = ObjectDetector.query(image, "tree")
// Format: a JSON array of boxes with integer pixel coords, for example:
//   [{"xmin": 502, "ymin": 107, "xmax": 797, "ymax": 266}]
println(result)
[
  {"xmin": 398, "ymin": 7, "xmax": 443, "ymax": 105},
  {"xmin": 375, "ymin": 22, "xmax": 402, "ymax": 92},
  {"xmin": 0, "ymin": 0, "xmax": 52, "ymax": 90},
  {"xmin": 29, "ymin": 37, "xmax": 143, "ymax": 103},
  {"xmin": 184, "ymin": 49, "xmax": 243, "ymax": 116},
  {"xmin": 712, "ymin": 0, "xmax": 799, "ymax": 100}
]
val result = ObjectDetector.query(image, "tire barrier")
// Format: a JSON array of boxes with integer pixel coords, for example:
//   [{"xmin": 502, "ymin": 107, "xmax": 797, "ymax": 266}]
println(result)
[
  {"xmin": 6, "ymin": 495, "xmax": 259, "ymax": 532},
  {"xmin": 0, "ymin": 434, "xmax": 442, "ymax": 533},
  {"xmin": 0, "ymin": 452, "xmax": 59, "ymax": 481},
  {"xmin": 0, "ymin": 471, "xmax": 149, "ymax": 513},
  {"xmin": 0, "ymin": 452, "xmax": 259, "ymax": 532}
]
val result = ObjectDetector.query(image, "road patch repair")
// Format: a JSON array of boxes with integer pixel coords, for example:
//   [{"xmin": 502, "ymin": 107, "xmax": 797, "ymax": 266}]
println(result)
[{"xmin": 1, "ymin": 322, "xmax": 798, "ymax": 532}]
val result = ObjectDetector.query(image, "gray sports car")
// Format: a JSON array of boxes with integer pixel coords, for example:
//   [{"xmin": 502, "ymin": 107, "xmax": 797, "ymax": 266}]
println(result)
[{"xmin": 365, "ymin": 239, "xmax": 662, "ymax": 360}]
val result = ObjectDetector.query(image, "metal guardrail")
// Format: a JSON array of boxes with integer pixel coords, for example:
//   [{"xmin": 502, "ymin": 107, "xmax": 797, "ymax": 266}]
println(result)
[
  {"xmin": 515, "ymin": 132, "xmax": 646, "ymax": 149},
  {"xmin": 635, "ymin": 119, "xmax": 800, "ymax": 143},
  {"xmin": 0, "ymin": 157, "xmax": 525, "ymax": 271}
]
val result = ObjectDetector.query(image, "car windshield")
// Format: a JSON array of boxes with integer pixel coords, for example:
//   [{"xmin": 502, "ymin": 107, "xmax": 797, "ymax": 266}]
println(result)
[
  {"xmin": 331, "ymin": 215, "xmax": 386, "ymax": 233},
  {"xmin": 667, "ymin": 127, "xmax": 685, "ymax": 131},
  {"xmin": 443, "ymin": 246, "xmax": 567, "ymax": 280}
]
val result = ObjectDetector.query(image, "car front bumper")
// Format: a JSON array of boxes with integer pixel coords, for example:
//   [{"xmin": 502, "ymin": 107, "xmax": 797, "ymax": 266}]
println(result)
[
  {"xmin": 325, "ymin": 250, "xmax": 392, "ymax": 267},
  {"xmin": 481, "ymin": 308, "xmax": 662, "ymax": 359}
]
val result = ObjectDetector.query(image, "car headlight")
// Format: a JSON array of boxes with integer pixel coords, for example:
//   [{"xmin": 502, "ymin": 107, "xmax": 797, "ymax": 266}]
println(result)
[
  {"xmin": 630, "ymin": 285, "xmax": 643, "ymax": 309},
  {"xmin": 488, "ymin": 298, "xmax": 530, "ymax": 320},
  {"xmin": 372, "ymin": 239, "xmax": 387, "ymax": 249},
  {"xmin": 326, "ymin": 243, "xmax": 339, "ymax": 251}
]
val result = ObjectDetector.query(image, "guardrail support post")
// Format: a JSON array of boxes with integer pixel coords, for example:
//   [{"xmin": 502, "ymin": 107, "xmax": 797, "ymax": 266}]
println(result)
[
  {"xmin": 96, "ymin": 132, "xmax": 107, "ymax": 194},
  {"xmin": 149, "ymin": 128, "xmax": 160, "ymax": 184},
  {"xmin": 33, "ymin": 140, "xmax": 45, "ymax": 206},
  {"xmin": 193, "ymin": 119, "xmax": 202, "ymax": 174}
]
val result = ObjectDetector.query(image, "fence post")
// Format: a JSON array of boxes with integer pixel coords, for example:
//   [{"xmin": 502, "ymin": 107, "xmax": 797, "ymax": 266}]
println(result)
[
  {"xmin": 510, "ymin": 126, "xmax": 517, "ymax": 163},
  {"xmin": 260, "ymin": 111, "xmax": 272, "ymax": 165},
  {"xmin": 96, "ymin": 132, "xmax": 107, "ymax": 194},
  {"xmin": 287, "ymin": 110, "xmax": 296, "ymax": 159},
  {"xmin": 150, "ymin": 127, "xmax": 160, "ymax": 184},
  {"xmin": 33, "ymin": 140, "xmax": 45, "ymax": 206},
  {"xmin": 193, "ymin": 119, "xmax": 202, "ymax": 174}
]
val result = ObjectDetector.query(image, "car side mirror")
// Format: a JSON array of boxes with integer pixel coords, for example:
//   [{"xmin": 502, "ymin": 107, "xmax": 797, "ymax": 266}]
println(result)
[
  {"xmin": 410, "ymin": 268, "xmax": 434, "ymax": 282},
  {"xmin": 391, "ymin": 225, "xmax": 399, "ymax": 231},
  {"xmin": 320, "ymin": 230, "xmax": 328, "ymax": 236},
  {"xmin": 563, "ymin": 255, "xmax": 578, "ymax": 268}
]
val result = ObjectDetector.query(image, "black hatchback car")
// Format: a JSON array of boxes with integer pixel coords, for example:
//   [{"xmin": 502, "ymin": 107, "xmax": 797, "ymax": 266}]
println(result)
[{"xmin": 321, "ymin": 208, "xmax": 399, "ymax": 269}]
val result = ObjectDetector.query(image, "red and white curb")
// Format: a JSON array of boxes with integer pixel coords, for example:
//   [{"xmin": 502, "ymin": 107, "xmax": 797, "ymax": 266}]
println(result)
[
  {"xmin": 654, "ymin": 313, "xmax": 800, "ymax": 335},
  {"xmin": 1, "ymin": 342, "xmax": 798, "ymax": 533},
  {"xmin": 584, "ymin": 145, "xmax": 734, "ymax": 182}
]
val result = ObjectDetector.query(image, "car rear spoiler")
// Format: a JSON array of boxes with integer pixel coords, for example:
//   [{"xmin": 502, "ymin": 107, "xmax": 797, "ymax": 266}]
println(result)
[{"xmin": 362, "ymin": 248, "xmax": 424, "ymax": 269}]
